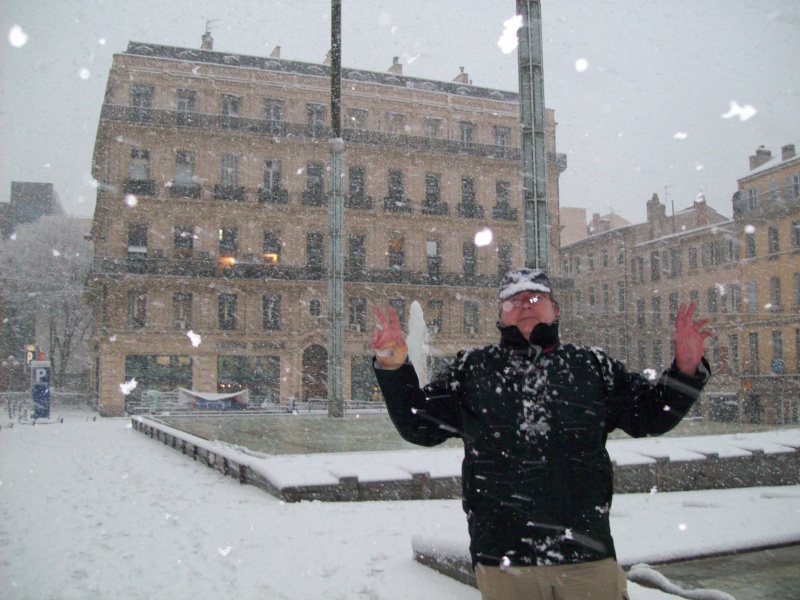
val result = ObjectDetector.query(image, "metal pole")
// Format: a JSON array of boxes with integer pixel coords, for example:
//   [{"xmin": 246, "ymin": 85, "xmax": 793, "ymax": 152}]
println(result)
[
  {"xmin": 516, "ymin": 0, "xmax": 549, "ymax": 273},
  {"xmin": 327, "ymin": 0, "xmax": 345, "ymax": 417}
]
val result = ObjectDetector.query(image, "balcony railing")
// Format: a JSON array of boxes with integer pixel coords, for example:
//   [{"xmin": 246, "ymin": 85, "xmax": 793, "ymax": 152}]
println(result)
[
  {"xmin": 168, "ymin": 183, "xmax": 202, "ymax": 199},
  {"xmin": 257, "ymin": 186, "xmax": 289, "ymax": 204},
  {"xmin": 421, "ymin": 202, "xmax": 449, "ymax": 216},
  {"xmin": 384, "ymin": 196, "xmax": 413, "ymax": 213},
  {"xmin": 301, "ymin": 190, "xmax": 326, "ymax": 207},
  {"xmin": 345, "ymin": 194, "xmax": 374, "ymax": 210},
  {"xmin": 457, "ymin": 203, "xmax": 485, "ymax": 219},
  {"xmin": 122, "ymin": 179, "xmax": 156, "ymax": 196},
  {"xmin": 100, "ymin": 104, "xmax": 522, "ymax": 160},
  {"xmin": 214, "ymin": 184, "xmax": 246, "ymax": 201},
  {"xmin": 90, "ymin": 256, "xmax": 502, "ymax": 288},
  {"xmin": 492, "ymin": 204, "xmax": 519, "ymax": 221}
]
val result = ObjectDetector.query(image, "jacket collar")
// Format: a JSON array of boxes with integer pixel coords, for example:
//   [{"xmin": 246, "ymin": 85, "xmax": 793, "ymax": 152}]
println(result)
[{"xmin": 497, "ymin": 319, "xmax": 561, "ymax": 353}]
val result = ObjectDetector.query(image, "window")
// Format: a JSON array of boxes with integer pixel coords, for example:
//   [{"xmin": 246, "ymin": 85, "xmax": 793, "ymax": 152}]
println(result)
[
  {"xmin": 618, "ymin": 329, "xmax": 628, "ymax": 363},
  {"xmin": 129, "ymin": 147, "xmax": 150, "ymax": 181},
  {"xmin": 307, "ymin": 103, "xmax": 326, "ymax": 137},
  {"xmin": 669, "ymin": 292, "xmax": 679, "ymax": 322},
  {"xmin": 588, "ymin": 287, "xmax": 596, "ymax": 314},
  {"xmin": 220, "ymin": 94, "xmax": 241, "ymax": 129},
  {"xmin": 602, "ymin": 283, "xmax": 609, "ymax": 316},
  {"xmin": 746, "ymin": 280, "xmax": 757, "ymax": 313},
  {"xmin": 388, "ymin": 234, "xmax": 405, "ymax": 270},
  {"xmin": 173, "ymin": 225, "xmax": 193, "ymax": 259},
  {"xmin": 348, "ymin": 297, "xmax": 367, "ymax": 332},
  {"xmin": 309, "ymin": 299, "xmax": 322, "ymax": 318},
  {"xmin": 575, "ymin": 256, "xmax": 581, "ymax": 276},
  {"xmin": 263, "ymin": 231, "xmax": 281, "ymax": 265},
  {"xmin": 220, "ymin": 154, "xmax": 239, "ymax": 187},
  {"xmin": 768, "ymin": 226, "xmax": 780, "ymax": 253},
  {"xmin": 127, "ymin": 223, "xmax": 148, "ymax": 256},
  {"xmin": 424, "ymin": 117, "xmax": 442, "ymax": 139},
  {"xmin": 173, "ymin": 293, "xmax": 192, "ymax": 330},
  {"xmin": 637, "ymin": 340, "xmax": 647, "ymax": 372},
  {"xmin": 730, "ymin": 334, "xmax": 739, "ymax": 374},
  {"xmin": 218, "ymin": 294, "xmax": 238, "ymax": 330},
  {"xmin": 348, "ymin": 235, "xmax": 366, "ymax": 272},
  {"xmin": 127, "ymin": 290, "xmax": 147, "ymax": 328},
  {"xmin": 459, "ymin": 122, "xmax": 474, "ymax": 147},
  {"xmin": 493, "ymin": 126, "xmax": 510, "ymax": 149},
  {"xmin": 388, "ymin": 169, "xmax": 404, "ymax": 200},
  {"xmin": 575, "ymin": 290, "xmax": 583, "ymax": 317},
  {"xmin": 792, "ymin": 221, "xmax": 800, "ymax": 248},
  {"xmin": 131, "ymin": 85, "xmax": 154, "ymax": 122},
  {"xmin": 688, "ymin": 246, "xmax": 698, "ymax": 269},
  {"xmin": 262, "ymin": 294, "xmax": 281, "ymax": 330},
  {"xmin": 603, "ymin": 252, "xmax": 609, "ymax": 269},
  {"xmin": 690, "ymin": 290, "xmax": 700, "ymax": 315},
  {"xmin": 634, "ymin": 256, "xmax": 644, "ymax": 283},
  {"xmin": 730, "ymin": 284, "xmax": 742, "ymax": 313},
  {"xmin": 669, "ymin": 247, "xmax": 682, "ymax": 276},
  {"xmin": 424, "ymin": 173, "xmax": 441, "ymax": 206},
  {"xmin": 772, "ymin": 330, "xmax": 783, "ymax": 364},
  {"xmin": 707, "ymin": 287, "xmax": 718, "ymax": 314},
  {"xmin": 303, "ymin": 162, "xmax": 325, "ymax": 205},
  {"xmin": 745, "ymin": 231, "xmax": 756, "ymax": 258},
  {"xmin": 386, "ymin": 112, "xmax": 406, "ymax": 134},
  {"xmin": 174, "ymin": 151, "xmax": 194, "ymax": 186},
  {"xmin": 636, "ymin": 299, "xmax": 645, "ymax": 327},
  {"xmin": 464, "ymin": 301, "xmax": 480, "ymax": 335},
  {"xmin": 348, "ymin": 166, "xmax": 368, "ymax": 205},
  {"xmin": 347, "ymin": 108, "xmax": 368, "ymax": 130},
  {"xmin": 389, "ymin": 298, "xmax": 406, "ymax": 330},
  {"xmin": 617, "ymin": 282, "xmax": 626, "ymax": 314},
  {"xmin": 176, "ymin": 89, "xmax": 196, "ymax": 125},
  {"xmin": 650, "ymin": 250, "xmax": 660, "ymax": 281},
  {"xmin": 264, "ymin": 99, "xmax": 284, "ymax": 134},
  {"xmin": 746, "ymin": 188, "xmax": 759, "ymax": 212},
  {"xmin": 426, "ymin": 239, "xmax": 441, "ymax": 277},
  {"xmin": 306, "ymin": 231, "xmax": 324, "ymax": 270},
  {"xmin": 652, "ymin": 296, "xmax": 662, "ymax": 325},
  {"xmin": 495, "ymin": 180, "xmax": 511, "ymax": 209},
  {"xmin": 748, "ymin": 331, "xmax": 759, "ymax": 374},
  {"xmin": 219, "ymin": 227, "xmax": 238, "ymax": 264},
  {"xmin": 770, "ymin": 276, "xmax": 782, "ymax": 309},
  {"xmin": 263, "ymin": 159, "xmax": 282, "ymax": 191},
  {"xmin": 794, "ymin": 274, "xmax": 800, "ymax": 307},
  {"xmin": 653, "ymin": 339, "xmax": 663, "ymax": 371},
  {"xmin": 588, "ymin": 253, "xmax": 595, "ymax": 272},
  {"xmin": 463, "ymin": 241, "xmax": 477, "ymax": 277},
  {"xmin": 427, "ymin": 300, "xmax": 443, "ymax": 333},
  {"xmin": 498, "ymin": 244, "xmax": 512, "ymax": 276}
]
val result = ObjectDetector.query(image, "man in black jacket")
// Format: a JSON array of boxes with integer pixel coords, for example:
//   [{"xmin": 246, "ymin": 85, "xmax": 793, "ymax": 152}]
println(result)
[{"xmin": 371, "ymin": 268, "xmax": 712, "ymax": 600}]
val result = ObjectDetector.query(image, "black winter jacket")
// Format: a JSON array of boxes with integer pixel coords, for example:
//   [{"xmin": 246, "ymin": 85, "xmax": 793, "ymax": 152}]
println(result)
[{"xmin": 373, "ymin": 320, "xmax": 710, "ymax": 568}]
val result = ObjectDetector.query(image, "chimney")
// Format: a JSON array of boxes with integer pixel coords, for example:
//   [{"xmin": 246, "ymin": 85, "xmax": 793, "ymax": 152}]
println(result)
[
  {"xmin": 270, "ymin": 45, "xmax": 281, "ymax": 58},
  {"xmin": 323, "ymin": 50, "xmax": 331, "ymax": 66},
  {"xmin": 388, "ymin": 57, "xmax": 402, "ymax": 75},
  {"xmin": 646, "ymin": 193, "xmax": 666, "ymax": 238},
  {"xmin": 201, "ymin": 31, "xmax": 214, "ymax": 50},
  {"xmin": 782, "ymin": 144, "xmax": 796, "ymax": 161},
  {"xmin": 749, "ymin": 145, "xmax": 772, "ymax": 170},
  {"xmin": 453, "ymin": 66, "xmax": 469, "ymax": 84}
]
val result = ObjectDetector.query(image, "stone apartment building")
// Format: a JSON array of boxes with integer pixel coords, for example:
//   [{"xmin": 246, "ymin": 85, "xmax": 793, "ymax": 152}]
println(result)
[
  {"xmin": 561, "ymin": 144, "xmax": 800, "ymax": 425},
  {"xmin": 87, "ymin": 36, "xmax": 567, "ymax": 415}
]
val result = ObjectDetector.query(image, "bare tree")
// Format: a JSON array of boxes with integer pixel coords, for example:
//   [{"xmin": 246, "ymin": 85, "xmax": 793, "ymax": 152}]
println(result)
[{"xmin": 1, "ymin": 216, "xmax": 93, "ymax": 388}]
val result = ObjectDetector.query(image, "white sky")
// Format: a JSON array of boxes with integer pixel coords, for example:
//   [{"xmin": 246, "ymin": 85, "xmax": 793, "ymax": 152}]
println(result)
[
  {"xmin": 1, "ymin": 0, "xmax": 799, "ymax": 223},
  {"xmin": 2, "ymin": 411, "xmax": 799, "ymax": 598}
]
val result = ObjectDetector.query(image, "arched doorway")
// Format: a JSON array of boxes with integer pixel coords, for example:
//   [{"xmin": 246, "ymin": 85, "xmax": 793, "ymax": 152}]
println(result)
[{"xmin": 302, "ymin": 344, "xmax": 328, "ymax": 401}]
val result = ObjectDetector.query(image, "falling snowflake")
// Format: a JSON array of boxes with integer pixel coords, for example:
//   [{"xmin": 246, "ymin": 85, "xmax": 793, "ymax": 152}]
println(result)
[
  {"xmin": 119, "ymin": 379, "xmax": 137, "ymax": 395},
  {"xmin": 721, "ymin": 101, "xmax": 757, "ymax": 121}
]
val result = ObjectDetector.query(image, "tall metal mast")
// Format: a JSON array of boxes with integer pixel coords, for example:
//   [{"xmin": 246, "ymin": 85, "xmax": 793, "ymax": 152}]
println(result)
[
  {"xmin": 327, "ymin": 0, "xmax": 345, "ymax": 417},
  {"xmin": 516, "ymin": 0, "xmax": 549, "ymax": 272}
]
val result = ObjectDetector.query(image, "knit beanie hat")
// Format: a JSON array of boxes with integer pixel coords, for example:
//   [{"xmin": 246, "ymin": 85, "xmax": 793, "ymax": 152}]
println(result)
[{"xmin": 498, "ymin": 268, "xmax": 554, "ymax": 301}]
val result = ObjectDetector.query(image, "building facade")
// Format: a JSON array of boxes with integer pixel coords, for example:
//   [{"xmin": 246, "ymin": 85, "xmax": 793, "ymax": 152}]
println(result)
[
  {"xmin": 87, "ymin": 37, "xmax": 567, "ymax": 415},
  {"xmin": 561, "ymin": 144, "xmax": 800, "ymax": 425}
]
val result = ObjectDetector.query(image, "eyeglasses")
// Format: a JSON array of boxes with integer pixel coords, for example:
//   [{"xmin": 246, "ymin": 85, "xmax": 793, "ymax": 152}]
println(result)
[{"xmin": 506, "ymin": 293, "xmax": 549, "ymax": 307}]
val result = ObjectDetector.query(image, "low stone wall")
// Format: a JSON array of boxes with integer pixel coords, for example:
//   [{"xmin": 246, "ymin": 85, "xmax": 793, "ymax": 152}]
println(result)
[{"xmin": 132, "ymin": 418, "xmax": 800, "ymax": 503}]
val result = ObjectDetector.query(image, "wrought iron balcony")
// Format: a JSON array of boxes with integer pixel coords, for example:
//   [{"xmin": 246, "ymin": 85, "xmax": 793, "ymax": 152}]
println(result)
[
  {"xmin": 384, "ymin": 196, "xmax": 413, "ymax": 213},
  {"xmin": 492, "ymin": 204, "xmax": 519, "ymax": 221},
  {"xmin": 457, "ymin": 203, "xmax": 485, "ymax": 219},
  {"xmin": 168, "ymin": 183, "xmax": 202, "ymax": 199},
  {"xmin": 345, "ymin": 194, "xmax": 374, "ymax": 209},
  {"xmin": 214, "ymin": 184, "xmax": 246, "ymax": 201},
  {"xmin": 257, "ymin": 186, "xmax": 289, "ymax": 204},
  {"xmin": 301, "ymin": 190, "xmax": 326, "ymax": 207},
  {"xmin": 122, "ymin": 179, "xmax": 156, "ymax": 196}
]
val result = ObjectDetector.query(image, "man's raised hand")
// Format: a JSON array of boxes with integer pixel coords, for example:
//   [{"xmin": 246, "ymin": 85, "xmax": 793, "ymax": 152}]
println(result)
[
  {"xmin": 370, "ymin": 306, "xmax": 408, "ymax": 370},
  {"xmin": 673, "ymin": 301, "xmax": 713, "ymax": 377}
]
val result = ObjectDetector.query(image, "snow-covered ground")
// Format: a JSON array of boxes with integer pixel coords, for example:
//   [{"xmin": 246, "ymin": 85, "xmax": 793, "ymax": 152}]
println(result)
[{"xmin": 2, "ymin": 411, "xmax": 799, "ymax": 600}]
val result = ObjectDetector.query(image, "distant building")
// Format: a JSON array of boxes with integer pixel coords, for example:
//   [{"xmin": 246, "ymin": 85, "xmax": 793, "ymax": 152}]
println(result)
[
  {"xmin": 86, "ymin": 35, "xmax": 567, "ymax": 415},
  {"xmin": 560, "ymin": 144, "xmax": 800, "ymax": 426},
  {"xmin": 1, "ymin": 182, "xmax": 62, "ymax": 239}
]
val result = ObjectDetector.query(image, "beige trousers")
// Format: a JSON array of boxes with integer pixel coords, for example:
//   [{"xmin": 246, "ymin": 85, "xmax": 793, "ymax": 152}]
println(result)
[{"xmin": 475, "ymin": 558, "xmax": 629, "ymax": 600}]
